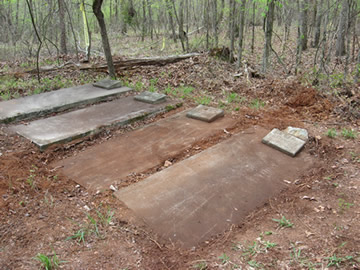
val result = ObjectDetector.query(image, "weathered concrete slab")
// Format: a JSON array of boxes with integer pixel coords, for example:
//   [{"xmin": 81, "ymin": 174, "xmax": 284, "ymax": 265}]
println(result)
[
  {"xmin": 0, "ymin": 84, "xmax": 132, "ymax": 123},
  {"xmin": 115, "ymin": 127, "xmax": 313, "ymax": 247},
  {"xmin": 12, "ymin": 96, "xmax": 176, "ymax": 150},
  {"xmin": 134, "ymin": 91, "xmax": 167, "ymax": 104},
  {"xmin": 93, "ymin": 78, "xmax": 122, "ymax": 90},
  {"xmin": 262, "ymin": 128, "xmax": 306, "ymax": 157},
  {"xmin": 186, "ymin": 105, "xmax": 224, "ymax": 123},
  {"xmin": 53, "ymin": 111, "xmax": 236, "ymax": 190}
]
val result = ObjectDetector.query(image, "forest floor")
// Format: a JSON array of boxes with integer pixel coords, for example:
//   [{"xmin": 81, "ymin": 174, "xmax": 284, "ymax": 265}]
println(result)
[{"xmin": 0, "ymin": 50, "xmax": 360, "ymax": 269}]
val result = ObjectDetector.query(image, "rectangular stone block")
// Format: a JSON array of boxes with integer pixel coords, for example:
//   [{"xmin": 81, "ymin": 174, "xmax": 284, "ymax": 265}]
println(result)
[
  {"xmin": 134, "ymin": 91, "xmax": 167, "ymax": 104},
  {"xmin": 93, "ymin": 78, "xmax": 123, "ymax": 90},
  {"xmin": 186, "ymin": 105, "xmax": 224, "ymax": 123},
  {"xmin": 262, "ymin": 128, "xmax": 306, "ymax": 157}
]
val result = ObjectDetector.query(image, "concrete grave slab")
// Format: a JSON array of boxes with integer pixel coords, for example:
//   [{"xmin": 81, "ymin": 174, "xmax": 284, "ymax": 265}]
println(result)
[
  {"xmin": 0, "ymin": 84, "xmax": 132, "ymax": 123},
  {"xmin": 262, "ymin": 128, "xmax": 306, "ymax": 157},
  {"xmin": 134, "ymin": 91, "xmax": 167, "ymax": 104},
  {"xmin": 12, "ymin": 96, "xmax": 176, "ymax": 150},
  {"xmin": 53, "ymin": 111, "xmax": 236, "ymax": 190},
  {"xmin": 186, "ymin": 105, "xmax": 224, "ymax": 123},
  {"xmin": 115, "ymin": 127, "xmax": 313, "ymax": 247},
  {"xmin": 93, "ymin": 78, "xmax": 122, "ymax": 90}
]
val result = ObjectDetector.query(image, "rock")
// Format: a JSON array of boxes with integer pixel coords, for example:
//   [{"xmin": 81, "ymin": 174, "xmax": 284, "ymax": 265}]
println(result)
[{"xmin": 283, "ymin": 127, "xmax": 308, "ymax": 141}]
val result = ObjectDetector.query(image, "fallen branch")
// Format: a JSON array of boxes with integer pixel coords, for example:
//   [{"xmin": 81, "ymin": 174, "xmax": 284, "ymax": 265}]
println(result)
[
  {"xmin": 26, "ymin": 53, "xmax": 201, "ymax": 73},
  {"xmin": 79, "ymin": 53, "xmax": 202, "ymax": 71}
]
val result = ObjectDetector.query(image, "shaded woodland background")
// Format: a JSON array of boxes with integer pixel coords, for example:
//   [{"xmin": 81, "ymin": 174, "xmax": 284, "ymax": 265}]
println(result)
[{"xmin": 0, "ymin": 0, "xmax": 359, "ymax": 87}]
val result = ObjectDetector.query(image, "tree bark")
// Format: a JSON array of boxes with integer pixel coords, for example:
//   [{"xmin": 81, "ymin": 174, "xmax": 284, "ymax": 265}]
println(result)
[
  {"xmin": 262, "ymin": 0, "xmax": 275, "ymax": 72},
  {"xmin": 312, "ymin": 0, "xmax": 323, "ymax": 48},
  {"xmin": 237, "ymin": 0, "xmax": 246, "ymax": 67},
  {"xmin": 299, "ymin": 0, "xmax": 308, "ymax": 51},
  {"xmin": 58, "ymin": 0, "xmax": 67, "ymax": 54},
  {"xmin": 335, "ymin": 0, "xmax": 348, "ymax": 56},
  {"xmin": 92, "ymin": 0, "xmax": 116, "ymax": 78}
]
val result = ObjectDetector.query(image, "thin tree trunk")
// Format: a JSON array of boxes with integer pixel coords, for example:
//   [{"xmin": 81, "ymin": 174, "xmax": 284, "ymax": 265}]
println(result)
[
  {"xmin": 92, "ymin": 0, "xmax": 116, "ymax": 78},
  {"xmin": 299, "ymin": 0, "xmax": 308, "ymax": 51},
  {"xmin": 166, "ymin": 0, "xmax": 176, "ymax": 42},
  {"xmin": 212, "ymin": 0, "xmax": 218, "ymax": 47},
  {"xmin": 262, "ymin": 0, "xmax": 276, "ymax": 72},
  {"xmin": 335, "ymin": 0, "xmax": 348, "ymax": 56},
  {"xmin": 229, "ymin": 0, "xmax": 236, "ymax": 63},
  {"xmin": 25, "ymin": 0, "xmax": 42, "ymax": 82},
  {"xmin": 251, "ymin": 0, "xmax": 255, "ymax": 54},
  {"xmin": 312, "ymin": 0, "xmax": 323, "ymax": 48},
  {"xmin": 58, "ymin": 0, "xmax": 67, "ymax": 54},
  {"xmin": 237, "ymin": 0, "xmax": 246, "ymax": 67}
]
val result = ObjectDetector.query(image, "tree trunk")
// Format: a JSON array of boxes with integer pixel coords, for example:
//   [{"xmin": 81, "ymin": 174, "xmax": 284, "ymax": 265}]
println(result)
[
  {"xmin": 212, "ymin": 0, "xmax": 218, "ymax": 47},
  {"xmin": 312, "ymin": 0, "xmax": 323, "ymax": 48},
  {"xmin": 229, "ymin": 0, "xmax": 236, "ymax": 63},
  {"xmin": 237, "ymin": 0, "xmax": 246, "ymax": 67},
  {"xmin": 262, "ymin": 0, "xmax": 275, "ymax": 72},
  {"xmin": 251, "ymin": 0, "xmax": 255, "ymax": 54},
  {"xmin": 335, "ymin": 0, "xmax": 348, "ymax": 56},
  {"xmin": 166, "ymin": 0, "xmax": 176, "ymax": 42},
  {"xmin": 92, "ymin": 0, "xmax": 116, "ymax": 79},
  {"xmin": 299, "ymin": 0, "xmax": 308, "ymax": 51},
  {"xmin": 58, "ymin": 0, "xmax": 67, "ymax": 54}
]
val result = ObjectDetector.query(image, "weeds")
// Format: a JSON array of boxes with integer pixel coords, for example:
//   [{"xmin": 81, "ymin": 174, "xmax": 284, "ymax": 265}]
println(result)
[
  {"xmin": 193, "ymin": 261, "xmax": 207, "ymax": 269},
  {"xmin": 326, "ymin": 128, "xmax": 337, "ymax": 138},
  {"xmin": 218, "ymin": 253, "xmax": 230, "ymax": 264},
  {"xmin": 34, "ymin": 250, "xmax": 64, "ymax": 270},
  {"xmin": 148, "ymin": 78, "xmax": 158, "ymax": 92},
  {"xmin": 67, "ymin": 206, "xmax": 114, "ymax": 244},
  {"xmin": 250, "ymin": 98, "xmax": 265, "ymax": 109},
  {"xmin": 272, "ymin": 216, "xmax": 294, "ymax": 228},
  {"xmin": 326, "ymin": 254, "xmax": 353, "ymax": 267},
  {"xmin": 26, "ymin": 165, "xmax": 38, "ymax": 189},
  {"xmin": 195, "ymin": 96, "xmax": 211, "ymax": 105},
  {"xmin": 338, "ymin": 198, "xmax": 354, "ymax": 214},
  {"xmin": 341, "ymin": 128, "xmax": 357, "ymax": 139}
]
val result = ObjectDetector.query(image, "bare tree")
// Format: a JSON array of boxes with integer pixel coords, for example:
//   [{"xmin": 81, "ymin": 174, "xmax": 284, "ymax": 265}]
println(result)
[{"xmin": 237, "ymin": 0, "xmax": 246, "ymax": 67}]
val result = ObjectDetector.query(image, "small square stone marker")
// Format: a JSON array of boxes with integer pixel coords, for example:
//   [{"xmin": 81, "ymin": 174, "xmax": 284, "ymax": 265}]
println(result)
[
  {"xmin": 262, "ymin": 128, "xmax": 306, "ymax": 157},
  {"xmin": 93, "ymin": 78, "xmax": 123, "ymax": 90},
  {"xmin": 134, "ymin": 91, "xmax": 167, "ymax": 104},
  {"xmin": 186, "ymin": 105, "xmax": 224, "ymax": 123}
]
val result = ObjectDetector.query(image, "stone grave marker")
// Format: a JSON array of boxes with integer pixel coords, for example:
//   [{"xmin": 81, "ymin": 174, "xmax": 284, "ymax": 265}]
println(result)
[
  {"xmin": 186, "ymin": 105, "xmax": 224, "ymax": 123},
  {"xmin": 134, "ymin": 91, "xmax": 167, "ymax": 104},
  {"xmin": 93, "ymin": 78, "xmax": 123, "ymax": 90}
]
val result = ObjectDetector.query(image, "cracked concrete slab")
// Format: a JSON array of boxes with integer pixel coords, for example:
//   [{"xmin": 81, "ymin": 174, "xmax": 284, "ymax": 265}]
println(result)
[
  {"xmin": 53, "ymin": 111, "xmax": 236, "ymax": 190},
  {"xmin": 12, "ymin": 96, "xmax": 176, "ymax": 150},
  {"xmin": 0, "ymin": 84, "xmax": 132, "ymax": 123},
  {"xmin": 115, "ymin": 126, "xmax": 313, "ymax": 248}
]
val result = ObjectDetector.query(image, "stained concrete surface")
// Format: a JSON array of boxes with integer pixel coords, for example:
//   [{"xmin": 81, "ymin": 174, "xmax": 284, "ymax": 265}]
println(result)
[
  {"xmin": 262, "ymin": 128, "xmax": 306, "ymax": 157},
  {"xmin": 134, "ymin": 91, "xmax": 167, "ymax": 104},
  {"xmin": 0, "ymin": 84, "xmax": 132, "ymax": 123},
  {"xmin": 12, "ymin": 96, "xmax": 175, "ymax": 150},
  {"xmin": 115, "ymin": 126, "xmax": 313, "ymax": 247},
  {"xmin": 54, "ymin": 111, "xmax": 236, "ymax": 190}
]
